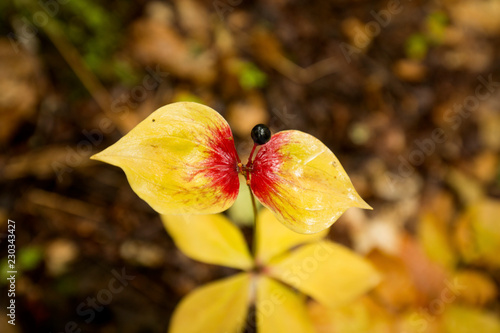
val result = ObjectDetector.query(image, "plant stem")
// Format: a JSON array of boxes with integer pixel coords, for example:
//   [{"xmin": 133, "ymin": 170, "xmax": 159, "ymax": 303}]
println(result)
[
  {"xmin": 248, "ymin": 184, "xmax": 258, "ymax": 258},
  {"xmin": 247, "ymin": 143, "xmax": 258, "ymax": 165},
  {"xmin": 246, "ymin": 143, "xmax": 259, "ymax": 258}
]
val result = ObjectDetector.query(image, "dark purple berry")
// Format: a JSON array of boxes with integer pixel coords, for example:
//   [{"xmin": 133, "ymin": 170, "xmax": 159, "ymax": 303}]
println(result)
[{"xmin": 251, "ymin": 124, "xmax": 271, "ymax": 145}]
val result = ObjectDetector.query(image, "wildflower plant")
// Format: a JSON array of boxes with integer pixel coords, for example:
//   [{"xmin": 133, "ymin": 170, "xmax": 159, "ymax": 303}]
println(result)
[
  {"xmin": 163, "ymin": 209, "xmax": 380, "ymax": 332},
  {"xmin": 91, "ymin": 102, "xmax": 371, "ymax": 234},
  {"xmin": 91, "ymin": 102, "xmax": 380, "ymax": 332}
]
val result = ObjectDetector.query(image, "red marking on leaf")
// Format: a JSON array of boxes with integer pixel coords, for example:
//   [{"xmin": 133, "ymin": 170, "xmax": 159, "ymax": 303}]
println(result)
[
  {"xmin": 197, "ymin": 124, "xmax": 240, "ymax": 204},
  {"xmin": 250, "ymin": 132, "xmax": 290, "ymax": 210}
]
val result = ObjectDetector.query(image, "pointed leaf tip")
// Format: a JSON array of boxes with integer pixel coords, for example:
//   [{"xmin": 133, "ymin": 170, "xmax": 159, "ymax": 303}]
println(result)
[
  {"xmin": 257, "ymin": 276, "xmax": 315, "ymax": 333},
  {"xmin": 251, "ymin": 130, "xmax": 371, "ymax": 234},
  {"xmin": 169, "ymin": 273, "xmax": 251, "ymax": 333},
  {"xmin": 90, "ymin": 151, "xmax": 104, "ymax": 162},
  {"xmin": 90, "ymin": 102, "xmax": 240, "ymax": 215}
]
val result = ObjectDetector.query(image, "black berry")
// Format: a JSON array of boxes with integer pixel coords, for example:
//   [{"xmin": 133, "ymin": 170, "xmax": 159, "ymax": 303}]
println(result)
[{"xmin": 251, "ymin": 124, "xmax": 271, "ymax": 145}]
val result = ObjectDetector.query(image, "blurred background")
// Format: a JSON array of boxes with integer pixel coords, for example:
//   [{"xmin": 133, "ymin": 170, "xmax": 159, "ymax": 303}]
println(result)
[{"xmin": 1, "ymin": 0, "xmax": 500, "ymax": 332}]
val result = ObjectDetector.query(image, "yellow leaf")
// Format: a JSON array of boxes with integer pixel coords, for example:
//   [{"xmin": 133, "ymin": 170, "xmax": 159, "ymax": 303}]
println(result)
[
  {"xmin": 256, "ymin": 208, "xmax": 327, "ymax": 265},
  {"xmin": 443, "ymin": 305, "xmax": 500, "ymax": 333},
  {"xmin": 256, "ymin": 276, "xmax": 314, "ymax": 333},
  {"xmin": 367, "ymin": 250, "xmax": 419, "ymax": 310},
  {"xmin": 161, "ymin": 214, "xmax": 253, "ymax": 270},
  {"xmin": 250, "ymin": 130, "xmax": 371, "ymax": 234},
  {"xmin": 267, "ymin": 240, "xmax": 381, "ymax": 308},
  {"xmin": 453, "ymin": 270, "xmax": 498, "ymax": 306},
  {"xmin": 454, "ymin": 199, "xmax": 500, "ymax": 268},
  {"xmin": 169, "ymin": 273, "xmax": 251, "ymax": 333},
  {"xmin": 91, "ymin": 102, "xmax": 240, "ymax": 215},
  {"xmin": 308, "ymin": 297, "xmax": 394, "ymax": 333},
  {"xmin": 418, "ymin": 212, "xmax": 457, "ymax": 271},
  {"xmin": 398, "ymin": 234, "xmax": 449, "ymax": 303},
  {"xmin": 397, "ymin": 310, "xmax": 442, "ymax": 333}
]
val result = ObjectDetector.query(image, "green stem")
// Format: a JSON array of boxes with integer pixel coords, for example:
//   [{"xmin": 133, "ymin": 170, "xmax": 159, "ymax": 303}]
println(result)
[
  {"xmin": 245, "ymin": 142, "xmax": 259, "ymax": 259},
  {"xmin": 248, "ymin": 184, "xmax": 258, "ymax": 258}
]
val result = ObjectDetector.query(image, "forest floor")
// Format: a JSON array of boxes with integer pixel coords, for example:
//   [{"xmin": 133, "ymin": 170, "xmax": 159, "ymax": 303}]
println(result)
[{"xmin": 1, "ymin": 0, "xmax": 500, "ymax": 332}]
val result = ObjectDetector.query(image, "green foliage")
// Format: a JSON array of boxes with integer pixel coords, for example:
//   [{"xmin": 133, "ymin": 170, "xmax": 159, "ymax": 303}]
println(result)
[
  {"xmin": 405, "ymin": 11, "xmax": 449, "ymax": 60},
  {"xmin": 0, "ymin": 258, "xmax": 9, "ymax": 285},
  {"xmin": 7, "ymin": 0, "xmax": 137, "ymax": 85},
  {"xmin": 63, "ymin": 0, "xmax": 128, "ymax": 82},
  {"xmin": 172, "ymin": 92, "xmax": 203, "ymax": 104},
  {"xmin": 18, "ymin": 246, "xmax": 43, "ymax": 271},
  {"xmin": 0, "ymin": 246, "xmax": 43, "ymax": 286},
  {"xmin": 405, "ymin": 33, "xmax": 428, "ymax": 60},
  {"xmin": 426, "ymin": 11, "xmax": 448, "ymax": 43},
  {"xmin": 55, "ymin": 275, "xmax": 79, "ymax": 296},
  {"xmin": 238, "ymin": 62, "xmax": 267, "ymax": 90},
  {"xmin": 112, "ymin": 60, "xmax": 140, "ymax": 86}
]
